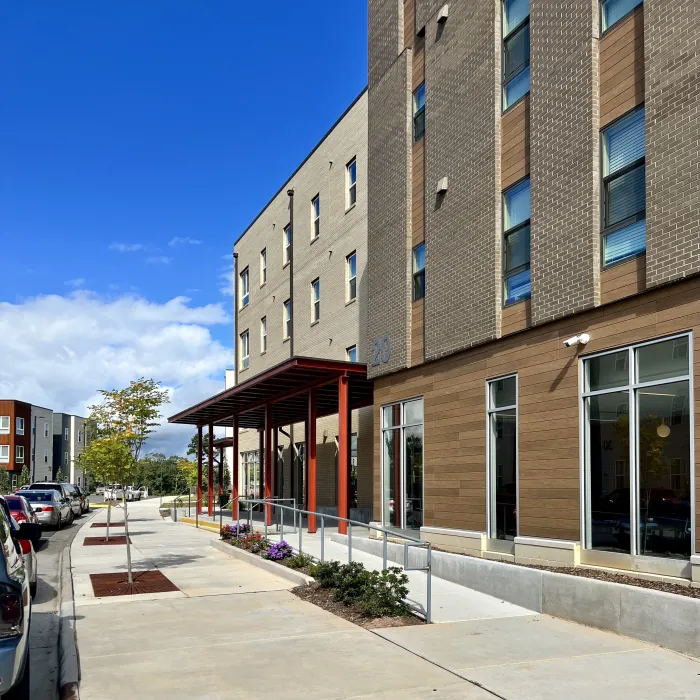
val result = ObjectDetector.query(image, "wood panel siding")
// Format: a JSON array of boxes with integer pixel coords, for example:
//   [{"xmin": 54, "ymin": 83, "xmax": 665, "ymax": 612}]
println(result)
[
  {"xmin": 412, "ymin": 138, "xmax": 425, "ymax": 245},
  {"xmin": 374, "ymin": 275, "xmax": 700, "ymax": 552},
  {"xmin": 601, "ymin": 255, "xmax": 646, "ymax": 304},
  {"xmin": 412, "ymin": 33, "xmax": 425, "ymax": 90},
  {"xmin": 403, "ymin": 0, "xmax": 415, "ymax": 51},
  {"xmin": 600, "ymin": 6, "xmax": 644, "ymax": 127},
  {"xmin": 502, "ymin": 299, "xmax": 532, "ymax": 336},
  {"xmin": 501, "ymin": 96, "xmax": 530, "ymax": 190},
  {"xmin": 411, "ymin": 299, "xmax": 425, "ymax": 365}
]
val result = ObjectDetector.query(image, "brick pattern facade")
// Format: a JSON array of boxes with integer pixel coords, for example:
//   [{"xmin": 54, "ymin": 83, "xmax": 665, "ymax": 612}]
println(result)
[
  {"xmin": 367, "ymin": 52, "xmax": 413, "ymax": 379},
  {"xmin": 423, "ymin": 0, "xmax": 500, "ymax": 361},
  {"xmin": 645, "ymin": 0, "xmax": 700, "ymax": 287},
  {"xmin": 529, "ymin": 0, "xmax": 600, "ymax": 325},
  {"xmin": 369, "ymin": 0, "xmax": 403, "ymax": 88}
]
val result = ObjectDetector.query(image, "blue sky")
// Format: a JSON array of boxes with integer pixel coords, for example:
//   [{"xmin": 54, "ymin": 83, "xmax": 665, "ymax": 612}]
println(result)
[{"xmin": 0, "ymin": 2, "xmax": 368, "ymax": 454}]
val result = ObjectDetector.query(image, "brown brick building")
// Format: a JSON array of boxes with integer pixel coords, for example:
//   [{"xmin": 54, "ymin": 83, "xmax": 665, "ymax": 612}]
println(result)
[{"xmin": 367, "ymin": 0, "xmax": 700, "ymax": 584}]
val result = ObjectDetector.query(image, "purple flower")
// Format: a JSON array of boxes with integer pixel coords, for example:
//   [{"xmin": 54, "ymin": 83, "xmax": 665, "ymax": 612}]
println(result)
[{"xmin": 264, "ymin": 540, "xmax": 293, "ymax": 561}]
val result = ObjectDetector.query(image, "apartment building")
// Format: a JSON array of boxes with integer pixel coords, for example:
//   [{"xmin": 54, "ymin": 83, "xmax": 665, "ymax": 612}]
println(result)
[
  {"xmin": 230, "ymin": 89, "xmax": 371, "ymax": 519},
  {"xmin": 0, "ymin": 400, "xmax": 32, "ymax": 487},
  {"xmin": 30, "ymin": 404, "xmax": 54, "ymax": 483},
  {"xmin": 367, "ymin": 0, "xmax": 700, "ymax": 583},
  {"xmin": 53, "ymin": 413, "xmax": 89, "ymax": 487}
]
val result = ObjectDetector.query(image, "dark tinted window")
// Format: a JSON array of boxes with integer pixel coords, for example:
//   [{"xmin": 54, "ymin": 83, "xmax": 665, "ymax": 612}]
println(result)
[
  {"xmin": 22, "ymin": 492, "xmax": 54, "ymax": 502},
  {"xmin": 4, "ymin": 497, "xmax": 22, "ymax": 510}
]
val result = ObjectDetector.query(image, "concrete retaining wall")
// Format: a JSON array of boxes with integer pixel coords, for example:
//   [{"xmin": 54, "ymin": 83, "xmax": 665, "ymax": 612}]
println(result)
[{"xmin": 331, "ymin": 533, "xmax": 700, "ymax": 657}]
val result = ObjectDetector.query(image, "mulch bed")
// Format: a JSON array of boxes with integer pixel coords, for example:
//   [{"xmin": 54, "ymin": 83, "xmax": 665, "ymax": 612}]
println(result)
[
  {"xmin": 431, "ymin": 546, "xmax": 700, "ymax": 599},
  {"xmin": 292, "ymin": 583, "xmax": 424, "ymax": 629},
  {"xmin": 90, "ymin": 570, "xmax": 179, "ymax": 597},
  {"xmin": 83, "ymin": 536, "xmax": 132, "ymax": 546}
]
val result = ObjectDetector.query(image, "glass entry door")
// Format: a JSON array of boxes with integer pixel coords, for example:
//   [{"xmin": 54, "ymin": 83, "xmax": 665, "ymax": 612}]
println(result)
[{"xmin": 381, "ymin": 398, "xmax": 424, "ymax": 530}]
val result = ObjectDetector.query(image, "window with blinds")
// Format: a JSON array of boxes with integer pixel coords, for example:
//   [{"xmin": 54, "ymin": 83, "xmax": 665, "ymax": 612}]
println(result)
[
  {"xmin": 503, "ymin": 177, "xmax": 531, "ymax": 305},
  {"xmin": 601, "ymin": 107, "xmax": 646, "ymax": 266}
]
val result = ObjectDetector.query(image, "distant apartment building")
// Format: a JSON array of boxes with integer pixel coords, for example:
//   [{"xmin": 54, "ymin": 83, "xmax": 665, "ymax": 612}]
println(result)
[
  {"xmin": 0, "ymin": 400, "xmax": 53, "ymax": 486},
  {"xmin": 53, "ymin": 413, "xmax": 89, "ymax": 488}
]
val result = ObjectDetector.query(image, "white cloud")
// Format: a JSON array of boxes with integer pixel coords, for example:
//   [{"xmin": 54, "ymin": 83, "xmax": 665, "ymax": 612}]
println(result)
[
  {"xmin": 0, "ymin": 290, "xmax": 232, "ymax": 456},
  {"xmin": 109, "ymin": 243, "xmax": 144, "ymax": 253},
  {"xmin": 219, "ymin": 256, "xmax": 234, "ymax": 297},
  {"xmin": 147, "ymin": 256, "xmax": 173, "ymax": 265},
  {"xmin": 168, "ymin": 237, "xmax": 202, "ymax": 247},
  {"xmin": 65, "ymin": 278, "xmax": 86, "ymax": 288}
]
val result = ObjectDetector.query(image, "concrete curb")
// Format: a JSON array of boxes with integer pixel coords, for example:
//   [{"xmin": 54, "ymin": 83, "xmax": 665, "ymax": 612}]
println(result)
[
  {"xmin": 332, "ymin": 533, "xmax": 700, "ymax": 658},
  {"xmin": 58, "ymin": 541, "xmax": 80, "ymax": 700},
  {"xmin": 210, "ymin": 539, "xmax": 314, "ymax": 587}
]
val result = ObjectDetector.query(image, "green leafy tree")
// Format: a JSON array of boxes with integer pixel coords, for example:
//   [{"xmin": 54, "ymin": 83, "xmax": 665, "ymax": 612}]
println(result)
[
  {"xmin": 0, "ymin": 470, "xmax": 10, "ymax": 494},
  {"xmin": 18, "ymin": 466, "xmax": 31, "ymax": 488},
  {"xmin": 55, "ymin": 468, "xmax": 66, "ymax": 483},
  {"xmin": 87, "ymin": 378, "xmax": 170, "ymax": 583}
]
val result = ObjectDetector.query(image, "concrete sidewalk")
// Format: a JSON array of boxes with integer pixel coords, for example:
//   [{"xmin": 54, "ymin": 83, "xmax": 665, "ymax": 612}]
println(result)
[{"xmin": 72, "ymin": 500, "xmax": 699, "ymax": 699}]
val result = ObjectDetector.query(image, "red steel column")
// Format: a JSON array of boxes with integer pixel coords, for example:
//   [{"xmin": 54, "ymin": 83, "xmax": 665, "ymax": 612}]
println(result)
[
  {"xmin": 258, "ymin": 430, "xmax": 264, "ymax": 500},
  {"xmin": 272, "ymin": 426, "xmax": 279, "ymax": 498},
  {"xmin": 196, "ymin": 425, "xmax": 203, "ymax": 515},
  {"xmin": 264, "ymin": 405, "xmax": 273, "ymax": 526},
  {"xmin": 232, "ymin": 416, "xmax": 239, "ymax": 519},
  {"xmin": 337, "ymin": 375, "xmax": 349, "ymax": 535},
  {"xmin": 218, "ymin": 446, "xmax": 224, "ymax": 496},
  {"xmin": 207, "ymin": 423, "xmax": 214, "ymax": 517},
  {"xmin": 307, "ymin": 390, "xmax": 317, "ymax": 533}
]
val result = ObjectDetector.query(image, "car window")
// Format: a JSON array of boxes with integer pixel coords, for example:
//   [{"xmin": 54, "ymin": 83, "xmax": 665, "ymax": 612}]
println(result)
[{"xmin": 23, "ymin": 492, "xmax": 53, "ymax": 502}]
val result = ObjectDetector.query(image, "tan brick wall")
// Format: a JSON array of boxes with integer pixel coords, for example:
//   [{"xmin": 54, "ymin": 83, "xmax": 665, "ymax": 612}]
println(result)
[{"xmin": 645, "ymin": 0, "xmax": 700, "ymax": 287}]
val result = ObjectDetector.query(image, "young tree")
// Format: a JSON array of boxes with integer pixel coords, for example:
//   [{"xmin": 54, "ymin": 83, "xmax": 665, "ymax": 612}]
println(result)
[
  {"xmin": 18, "ymin": 466, "xmax": 31, "ymax": 488},
  {"xmin": 0, "ymin": 470, "xmax": 10, "ymax": 494},
  {"xmin": 56, "ymin": 468, "xmax": 66, "ymax": 483},
  {"xmin": 87, "ymin": 378, "xmax": 170, "ymax": 584}
]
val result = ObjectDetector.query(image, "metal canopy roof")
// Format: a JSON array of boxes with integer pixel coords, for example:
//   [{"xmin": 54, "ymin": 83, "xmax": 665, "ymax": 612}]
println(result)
[{"xmin": 168, "ymin": 356, "xmax": 373, "ymax": 431}]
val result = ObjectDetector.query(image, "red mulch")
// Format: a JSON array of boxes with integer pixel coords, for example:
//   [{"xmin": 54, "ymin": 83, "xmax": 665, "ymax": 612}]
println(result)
[
  {"xmin": 83, "ymin": 536, "xmax": 132, "ymax": 546},
  {"xmin": 90, "ymin": 522, "xmax": 125, "ymax": 528},
  {"xmin": 90, "ymin": 570, "xmax": 179, "ymax": 597}
]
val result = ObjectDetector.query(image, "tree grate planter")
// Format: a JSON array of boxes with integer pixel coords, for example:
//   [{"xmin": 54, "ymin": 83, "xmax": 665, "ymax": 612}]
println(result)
[
  {"xmin": 90, "ymin": 570, "xmax": 179, "ymax": 597},
  {"xmin": 90, "ymin": 522, "xmax": 125, "ymax": 528},
  {"xmin": 83, "ymin": 536, "xmax": 132, "ymax": 546}
]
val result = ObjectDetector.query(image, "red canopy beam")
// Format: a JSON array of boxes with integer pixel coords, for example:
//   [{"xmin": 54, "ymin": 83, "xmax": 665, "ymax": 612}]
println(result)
[
  {"xmin": 196, "ymin": 425, "xmax": 203, "ymax": 515},
  {"xmin": 307, "ymin": 389, "xmax": 317, "ymax": 533},
  {"xmin": 337, "ymin": 375, "xmax": 349, "ymax": 535},
  {"xmin": 207, "ymin": 422, "xmax": 214, "ymax": 517}
]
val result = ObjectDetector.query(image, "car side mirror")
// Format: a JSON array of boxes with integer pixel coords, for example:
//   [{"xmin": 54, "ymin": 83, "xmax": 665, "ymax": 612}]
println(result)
[{"xmin": 17, "ymin": 522, "xmax": 39, "ymax": 543}]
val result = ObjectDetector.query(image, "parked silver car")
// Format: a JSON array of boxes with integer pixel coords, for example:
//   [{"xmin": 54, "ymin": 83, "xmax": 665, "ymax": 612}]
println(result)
[
  {"xmin": 28, "ymin": 482, "xmax": 81, "ymax": 521},
  {"xmin": 0, "ymin": 496, "xmax": 37, "ymax": 697},
  {"xmin": 21, "ymin": 491, "xmax": 71, "ymax": 529}
]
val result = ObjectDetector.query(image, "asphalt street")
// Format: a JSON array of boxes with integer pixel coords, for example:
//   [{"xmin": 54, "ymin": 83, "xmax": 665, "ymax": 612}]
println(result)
[{"xmin": 29, "ymin": 498, "xmax": 100, "ymax": 699}]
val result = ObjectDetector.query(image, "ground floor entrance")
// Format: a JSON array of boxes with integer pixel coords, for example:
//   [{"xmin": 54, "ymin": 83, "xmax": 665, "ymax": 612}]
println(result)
[{"xmin": 373, "ymin": 276, "xmax": 700, "ymax": 583}]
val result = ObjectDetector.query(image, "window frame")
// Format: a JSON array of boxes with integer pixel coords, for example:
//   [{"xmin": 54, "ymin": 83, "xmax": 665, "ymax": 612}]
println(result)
[
  {"xmin": 486, "ymin": 374, "xmax": 519, "ymax": 544},
  {"xmin": 44, "ymin": 448, "xmax": 49, "ymax": 463},
  {"xmin": 412, "ymin": 243, "xmax": 426, "ymax": 302},
  {"xmin": 502, "ymin": 0, "xmax": 531, "ymax": 113},
  {"xmin": 0, "ymin": 445, "xmax": 8, "ymax": 463},
  {"xmin": 260, "ymin": 248, "xmax": 267, "ymax": 286},
  {"xmin": 15, "ymin": 445, "xmax": 24, "ymax": 464},
  {"xmin": 346, "ymin": 345, "xmax": 357, "ymax": 363},
  {"xmin": 311, "ymin": 195, "xmax": 320, "ymax": 241},
  {"xmin": 346, "ymin": 158, "xmax": 357, "ymax": 209},
  {"xmin": 44, "ymin": 422, "xmax": 49, "ymax": 438},
  {"xmin": 600, "ymin": 105, "xmax": 646, "ymax": 269},
  {"xmin": 260, "ymin": 316, "xmax": 267, "ymax": 355},
  {"xmin": 0, "ymin": 416, "xmax": 9, "ymax": 435},
  {"xmin": 311, "ymin": 278, "xmax": 320, "ymax": 324},
  {"xmin": 413, "ymin": 82, "xmax": 425, "ymax": 142},
  {"xmin": 579, "ymin": 331, "xmax": 695, "ymax": 568},
  {"xmin": 16, "ymin": 417, "xmax": 24, "ymax": 436},
  {"xmin": 600, "ymin": 0, "xmax": 643, "ymax": 35},
  {"xmin": 283, "ymin": 224, "xmax": 292, "ymax": 266},
  {"xmin": 283, "ymin": 299, "xmax": 292, "ymax": 340},
  {"xmin": 65, "ymin": 427, "xmax": 69, "ymax": 440},
  {"xmin": 239, "ymin": 267, "xmax": 250, "ymax": 308},
  {"xmin": 239, "ymin": 329, "xmax": 249, "ymax": 371},
  {"xmin": 346, "ymin": 251, "xmax": 357, "ymax": 302},
  {"xmin": 502, "ymin": 176, "xmax": 531, "ymax": 306}
]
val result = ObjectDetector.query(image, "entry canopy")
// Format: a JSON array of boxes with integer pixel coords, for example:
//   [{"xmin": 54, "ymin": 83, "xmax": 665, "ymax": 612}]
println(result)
[{"xmin": 168, "ymin": 356, "xmax": 373, "ymax": 431}]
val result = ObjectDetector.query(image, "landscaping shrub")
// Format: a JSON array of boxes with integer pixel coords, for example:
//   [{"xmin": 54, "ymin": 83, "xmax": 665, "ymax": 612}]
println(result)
[
  {"xmin": 264, "ymin": 541, "xmax": 293, "ymax": 561},
  {"xmin": 308, "ymin": 560, "xmax": 411, "ymax": 618},
  {"xmin": 221, "ymin": 523, "xmax": 251, "ymax": 540},
  {"xmin": 233, "ymin": 533, "xmax": 270, "ymax": 554},
  {"xmin": 285, "ymin": 553, "xmax": 314, "ymax": 570}
]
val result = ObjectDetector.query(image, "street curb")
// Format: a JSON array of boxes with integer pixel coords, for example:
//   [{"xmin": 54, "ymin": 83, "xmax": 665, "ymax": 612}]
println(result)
[
  {"xmin": 210, "ymin": 539, "xmax": 314, "ymax": 587},
  {"xmin": 58, "ymin": 526, "xmax": 84, "ymax": 700}
]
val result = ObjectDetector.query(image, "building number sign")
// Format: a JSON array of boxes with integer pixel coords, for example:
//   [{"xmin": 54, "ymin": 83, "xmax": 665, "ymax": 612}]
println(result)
[{"xmin": 371, "ymin": 336, "xmax": 391, "ymax": 367}]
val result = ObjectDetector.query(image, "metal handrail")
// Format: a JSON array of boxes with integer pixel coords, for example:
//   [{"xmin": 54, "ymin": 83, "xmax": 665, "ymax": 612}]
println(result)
[
  {"xmin": 218, "ymin": 497, "xmax": 297, "ymax": 534},
  {"xmin": 229, "ymin": 498, "xmax": 432, "ymax": 623}
]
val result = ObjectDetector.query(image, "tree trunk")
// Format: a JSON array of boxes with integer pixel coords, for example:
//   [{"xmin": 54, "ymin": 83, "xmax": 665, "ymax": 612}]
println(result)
[
  {"xmin": 106, "ymin": 501, "xmax": 111, "ymax": 543},
  {"xmin": 123, "ymin": 492, "xmax": 133, "ymax": 584}
]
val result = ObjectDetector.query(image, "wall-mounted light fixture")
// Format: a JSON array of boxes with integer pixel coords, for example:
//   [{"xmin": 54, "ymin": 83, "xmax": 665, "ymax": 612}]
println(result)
[
  {"xmin": 436, "ymin": 176, "xmax": 448, "ymax": 194},
  {"xmin": 563, "ymin": 333, "xmax": 590, "ymax": 347},
  {"xmin": 437, "ymin": 4, "xmax": 449, "ymax": 22}
]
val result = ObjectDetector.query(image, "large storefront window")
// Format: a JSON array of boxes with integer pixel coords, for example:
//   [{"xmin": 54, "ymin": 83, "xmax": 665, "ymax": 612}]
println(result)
[
  {"xmin": 382, "ymin": 398, "xmax": 424, "ymax": 530},
  {"xmin": 584, "ymin": 335, "xmax": 692, "ymax": 559},
  {"xmin": 487, "ymin": 375, "xmax": 518, "ymax": 540},
  {"xmin": 241, "ymin": 450, "xmax": 260, "ymax": 501}
]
